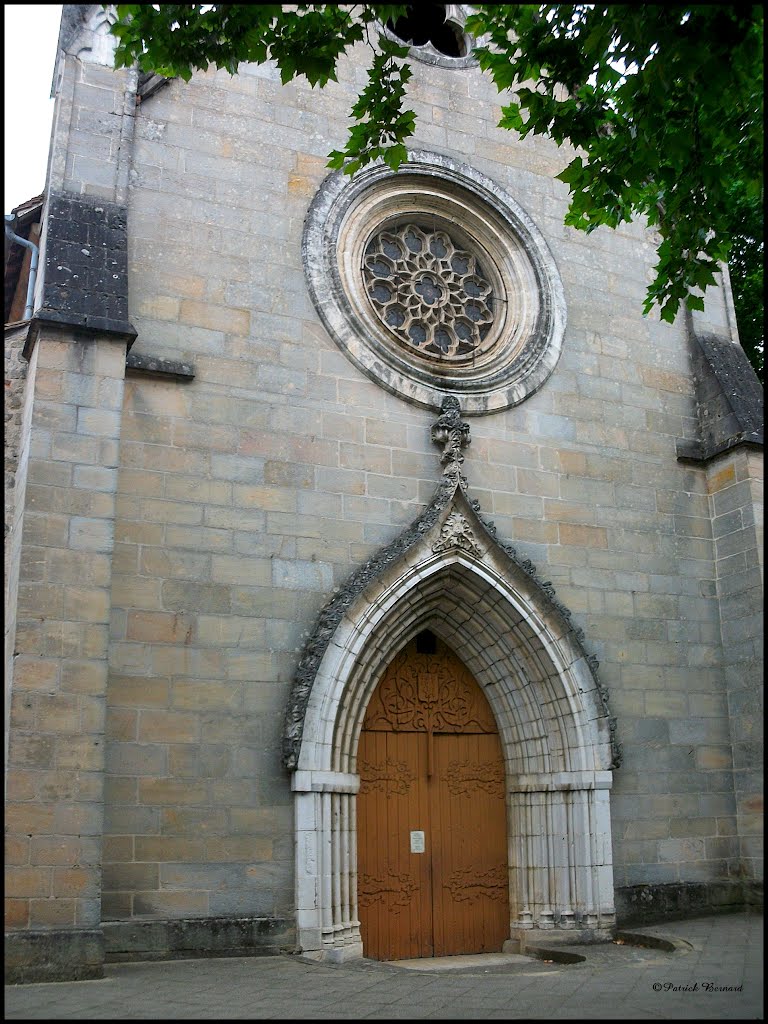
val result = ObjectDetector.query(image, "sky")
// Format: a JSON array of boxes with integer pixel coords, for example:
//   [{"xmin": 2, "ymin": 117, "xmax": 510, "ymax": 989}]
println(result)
[{"xmin": 4, "ymin": 5, "xmax": 63, "ymax": 213}]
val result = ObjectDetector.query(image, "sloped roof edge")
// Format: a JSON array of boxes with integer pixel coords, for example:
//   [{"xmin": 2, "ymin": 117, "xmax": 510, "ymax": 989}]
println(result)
[{"xmin": 678, "ymin": 330, "xmax": 764, "ymax": 463}]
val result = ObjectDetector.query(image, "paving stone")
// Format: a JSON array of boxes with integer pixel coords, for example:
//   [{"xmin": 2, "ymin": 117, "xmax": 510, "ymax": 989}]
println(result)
[{"xmin": 4, "ymin": 914, "xmax": 761, "ymax": 1020}]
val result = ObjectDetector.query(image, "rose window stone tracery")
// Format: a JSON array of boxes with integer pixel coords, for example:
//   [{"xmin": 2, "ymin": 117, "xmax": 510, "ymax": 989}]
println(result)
[
  {"xmin": 303, "ymin": 153, "xmax": 567, "ymax": 413},
  {"xmin": 363, "ymin": 224, "xmax": 495, "ymax": 360}
]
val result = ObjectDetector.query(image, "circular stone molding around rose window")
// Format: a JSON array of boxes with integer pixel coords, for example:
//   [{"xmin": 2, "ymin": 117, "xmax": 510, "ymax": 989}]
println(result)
[{"xmin": 303, "ymin": 151, "xmax": 567, "ymax": 414}]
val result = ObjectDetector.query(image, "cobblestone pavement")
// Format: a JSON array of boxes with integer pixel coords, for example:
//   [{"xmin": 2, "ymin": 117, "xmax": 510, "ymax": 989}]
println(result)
[{"xmin": 5, "ymin": 912, "xmax": 762, "ymax": 1020}]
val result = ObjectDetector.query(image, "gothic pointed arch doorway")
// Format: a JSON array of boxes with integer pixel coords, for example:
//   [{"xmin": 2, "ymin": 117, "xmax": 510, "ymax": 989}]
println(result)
[
  {"xmin": 357, "ymin": 631, "xmax": 509, "ymax": 960},
  {"xmin": 284, "ymin": 465, "xmax": 619, "ymax": 963}
]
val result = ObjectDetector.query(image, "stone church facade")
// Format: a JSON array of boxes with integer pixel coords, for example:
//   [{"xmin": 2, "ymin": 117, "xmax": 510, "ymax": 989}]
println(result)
[{"xmin": 4, "ymin": 5, "xmax": 763, "ymax": 983}]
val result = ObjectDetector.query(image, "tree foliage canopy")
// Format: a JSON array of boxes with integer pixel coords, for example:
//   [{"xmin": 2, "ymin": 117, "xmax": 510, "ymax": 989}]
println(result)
[
  {"xmin": 721, "ymin": 182, "xmax": 764, "ymax": 381},
  {"xmin": 109, "ymin": 4, "xmax": 763, "ymax": 368}
]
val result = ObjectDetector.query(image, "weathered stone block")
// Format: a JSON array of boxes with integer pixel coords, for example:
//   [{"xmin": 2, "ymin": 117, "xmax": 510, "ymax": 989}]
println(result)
[
  {"xmin": 5, "ymin": 928, "xmax": 104, "ymax": 984},
  {"xmin": 138, "ymin": 712, "xmax": 200, "ymax": 745},
  {"xmin": 161, "ymin": 581, "xmax": 231, "ymax": 614}
]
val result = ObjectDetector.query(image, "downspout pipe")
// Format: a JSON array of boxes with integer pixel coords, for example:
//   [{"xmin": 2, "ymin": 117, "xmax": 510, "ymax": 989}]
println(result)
[{"xmin": 4, "ymin": 214, "xmax": 39, "ymax": 321}]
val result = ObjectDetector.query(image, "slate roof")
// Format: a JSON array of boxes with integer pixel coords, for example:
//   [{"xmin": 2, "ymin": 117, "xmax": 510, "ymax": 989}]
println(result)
[{"xmin": 678, "ymin": 331, "xmax": 764, "ymax": 462}]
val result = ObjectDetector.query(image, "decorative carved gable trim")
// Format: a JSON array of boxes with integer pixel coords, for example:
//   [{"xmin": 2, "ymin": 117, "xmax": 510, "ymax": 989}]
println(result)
[
  {"xmin": 432, "ymin": 509, "xmax": 482, "ymax": 558},
  {"xmin": 282, "ymin": 396, "xmax": 621, "ymax": 771}
]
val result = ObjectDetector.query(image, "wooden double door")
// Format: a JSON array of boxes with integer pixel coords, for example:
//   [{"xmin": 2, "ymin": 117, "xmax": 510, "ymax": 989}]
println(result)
[{"xmin": 357, "ymin": 633, "xmax": 510, "ymax": 961}]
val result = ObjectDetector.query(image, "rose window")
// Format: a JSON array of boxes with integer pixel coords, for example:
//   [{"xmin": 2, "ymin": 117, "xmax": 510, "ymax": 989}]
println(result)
[
  {"xmin": 363, "ymin": 224, "xmax": 495, "ymax": 360},
  {"xmin": 303, "ymin": 153, "xmax": 567, "ymax": 413}
]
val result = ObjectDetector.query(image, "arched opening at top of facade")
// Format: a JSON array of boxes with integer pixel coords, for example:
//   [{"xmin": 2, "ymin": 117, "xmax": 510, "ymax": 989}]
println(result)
[{"xmin": 387, "ymin": 4, "xmax": 469, "ymax": 58}]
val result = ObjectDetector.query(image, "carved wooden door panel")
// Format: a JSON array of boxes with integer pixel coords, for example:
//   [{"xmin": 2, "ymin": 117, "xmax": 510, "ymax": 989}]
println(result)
[
  {"xmin": 431, "ymin": 732, "xmax": 509, "ymax": 955},
  {"xmin": 357, "ymin": 634, "xmax": 509, "ymax": 960},
  {"xmin": 357, "ymin": 730, "xmax": 433, "ymax": 960}
]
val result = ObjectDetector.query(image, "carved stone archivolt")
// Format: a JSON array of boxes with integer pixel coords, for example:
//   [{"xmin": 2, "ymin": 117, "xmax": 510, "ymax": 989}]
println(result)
[{"xmin": 283, "ymin": 417, "xmax": 620, "ymax": 771}]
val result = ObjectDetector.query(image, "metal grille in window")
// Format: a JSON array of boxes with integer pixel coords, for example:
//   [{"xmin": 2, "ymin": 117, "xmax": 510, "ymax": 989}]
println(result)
[{"xmin": 363, "ymin": 224, "xmax": 495, "ymax": 359}]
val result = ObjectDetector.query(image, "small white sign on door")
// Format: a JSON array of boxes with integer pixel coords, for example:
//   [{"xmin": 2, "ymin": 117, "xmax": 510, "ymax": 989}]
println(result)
[{"xmin": 410, "ymin": 830, "xmax": 425, "ymax": 853}]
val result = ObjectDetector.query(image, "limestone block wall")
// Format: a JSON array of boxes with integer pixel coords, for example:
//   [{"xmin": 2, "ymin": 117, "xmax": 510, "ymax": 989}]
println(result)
[
  {"xmin": 4, "ymin": 24, "xmax": 139, "ymax": 948},
  {"xmin": 4, "ymin": 324, "xmax": 33, "ymax": 785},
  {"xmin": 86, "ymin": 34, "xmax": 755, "ymax": 926},
  {"xmin": 47, "ymin": 53, "xmax": 136, "ymax": 206},
  {"xmin": 4, "ymin": 326, "xmax": 29, "ymax": 554},
  {"xmin": 706, "ymin": 448, "xmax": 763, "ymax": 882},
  {"xmin": 5, "ymin": 331, "xmax": 126, "ymax": 937},
  {"xmin": 4, "ymin": 324, "xmax": 30, "ymax": 621},
  {"xmin": 6, "ymin": 11, "xmax": 754, "ymax": 944}
]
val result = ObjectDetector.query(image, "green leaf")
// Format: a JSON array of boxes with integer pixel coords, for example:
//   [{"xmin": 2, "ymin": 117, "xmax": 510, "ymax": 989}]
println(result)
[
  {"xmin": 556, "ymin": 158, "xmax": 586, "ymax": 187},
  {"xmin": 498, "ymin": 104, "xmax": 525, "ymax": 132},
  {"xmin": 103, "ymin": 2, "xmax": 765, "ymax": 374}
]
